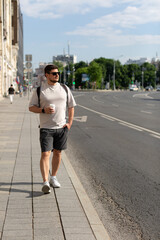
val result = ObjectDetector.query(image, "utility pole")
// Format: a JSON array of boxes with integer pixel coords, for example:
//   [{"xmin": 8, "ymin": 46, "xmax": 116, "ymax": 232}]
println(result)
[
  {"xmin": 113, "ymin": 61, "xmax": 115, "ymax": 90},
  {"xmin": 141, "ymin": 71, "xmax": 144, "ymax": 91}
]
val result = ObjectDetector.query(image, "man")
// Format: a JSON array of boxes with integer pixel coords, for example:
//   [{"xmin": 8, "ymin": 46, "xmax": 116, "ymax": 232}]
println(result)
[
  {"xmin": 8, "ymin": 84, "xmax": 15, "ymax": 104},
  {"xmin": 29, "ymin": 65, "xmax": 76, "ymax": 194}
]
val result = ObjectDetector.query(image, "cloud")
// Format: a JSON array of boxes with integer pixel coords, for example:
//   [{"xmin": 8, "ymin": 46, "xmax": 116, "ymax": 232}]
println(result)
[
  {"xmin": 19, "ymin": 0, "xmax": 135, "ymax": 18},
  {"xmin": 66, "ymin": 0, "xmax": 160, "ymax": 46},
  {"xmin": 19, "ymin": 0, "xmax": 112, "ymax": 18},
  {"xmin": 19, "ymin": 0, "xmax": 160, "ymax": 47}
]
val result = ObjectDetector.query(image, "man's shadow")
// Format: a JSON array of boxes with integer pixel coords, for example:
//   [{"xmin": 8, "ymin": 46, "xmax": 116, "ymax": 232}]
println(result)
[{"xmin": 0, "ymin": 182, "xmax": 45, "ymax": 198}]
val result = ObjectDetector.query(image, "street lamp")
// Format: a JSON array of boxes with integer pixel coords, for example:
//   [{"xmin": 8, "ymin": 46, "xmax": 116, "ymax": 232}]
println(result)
[
  {"xmin": 113, "ymin": 55, "xmax": 123, "ymax": 90},
  {"xmin": 141, "ymin": 71, "xmax": 144, "ymax": 91},
  {"xmin": 113, "ymin": 61, "xmax": 116, "ymax": 90},
  {"xmin": 59, "ymin": 70, "xmax": 62, "ymax": 83},
  {"xmin": 72, "ymin": 67, "xmax": 75, "ymax": 90},
  {"xmin": 141, "ymin": 67, "xmax": 146, "ymax": 91},
  {"xmin": 155, "ymin": 71, "xmax": 157, "ymax": 89}
]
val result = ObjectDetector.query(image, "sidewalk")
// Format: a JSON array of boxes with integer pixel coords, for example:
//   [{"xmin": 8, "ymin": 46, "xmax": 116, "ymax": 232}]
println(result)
[{"xmin": 0, "ymin": 95, "xmax": 110, "ymax": 240}]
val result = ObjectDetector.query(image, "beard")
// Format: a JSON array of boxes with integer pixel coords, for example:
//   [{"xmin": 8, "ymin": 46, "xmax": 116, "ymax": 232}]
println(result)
[{"xmin": 50, "ymin": 79, "xmax": 59, "ymax": 83}]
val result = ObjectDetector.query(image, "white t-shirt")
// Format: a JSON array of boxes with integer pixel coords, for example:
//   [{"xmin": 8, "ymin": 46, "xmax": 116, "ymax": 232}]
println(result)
[{"xmin": 29, "ymin": 82, "xmax": 76, "ymax": 129}]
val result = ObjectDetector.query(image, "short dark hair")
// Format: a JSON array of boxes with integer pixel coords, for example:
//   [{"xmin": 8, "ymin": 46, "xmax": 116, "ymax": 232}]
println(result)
[{"xmin": 44, "ymin": 64, "xmax": 58, "ymax": 75}]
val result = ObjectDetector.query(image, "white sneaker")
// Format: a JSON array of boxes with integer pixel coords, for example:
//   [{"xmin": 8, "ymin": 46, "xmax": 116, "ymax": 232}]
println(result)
[
  {"xmin": 42, "ymin": 181, "xmax": 51, "ymax": 194},
  {"xmin": 50, "ymin": 176, "xmax": 61, "ymax": 188}
]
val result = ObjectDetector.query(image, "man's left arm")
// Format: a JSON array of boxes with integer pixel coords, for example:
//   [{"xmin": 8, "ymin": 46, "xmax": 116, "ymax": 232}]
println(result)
[{"xmin": 64, "ymin": 107, "xmax": 74, "ymax": 130}]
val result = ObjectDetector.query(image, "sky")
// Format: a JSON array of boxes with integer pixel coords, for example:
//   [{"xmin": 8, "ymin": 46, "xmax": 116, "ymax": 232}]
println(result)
[{"xmin": 19, "ymin": 0, "xmax": 160, "ymax": 69}]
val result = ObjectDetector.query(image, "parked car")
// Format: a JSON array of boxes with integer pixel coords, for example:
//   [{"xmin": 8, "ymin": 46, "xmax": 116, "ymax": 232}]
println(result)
[
  {"xmin": 129, "ymin": 86, "xmax": 138, "ymax": 91},
  {"xmin": 156, "ymin": 87, "xmax": 160, "ymax": 91},
  {"xmin": 145, "ymin": 86, "xmax": 153, "ymax": 91}
]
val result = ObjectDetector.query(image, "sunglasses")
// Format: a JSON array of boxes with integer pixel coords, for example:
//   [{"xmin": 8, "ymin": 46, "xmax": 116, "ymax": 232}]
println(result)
[{"xmin": 50, "ymin": 72, "xmax": 60, "ymax": 76}]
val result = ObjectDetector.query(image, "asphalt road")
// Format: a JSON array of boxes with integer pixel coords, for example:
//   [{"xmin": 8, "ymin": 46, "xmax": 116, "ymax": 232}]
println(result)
[{"xmin": 65, "ymin": 90, "xmax": 160, "ymax": 240}]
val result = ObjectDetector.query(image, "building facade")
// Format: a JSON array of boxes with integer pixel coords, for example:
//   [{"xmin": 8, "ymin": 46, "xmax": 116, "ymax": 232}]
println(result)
[
  {"xmin": 53, "ymin": 54, "xmax": 77, "ymax": 66},
  {"xmin": 16, "ymin": 2, "xmax": 23, "ymax": 85},
  {"xmin": 125, "ymin": 58, "xmax": 150, "ymax": 66},
  {"xmin": 0, "ymin": 0, "xmax": 23, "ymax": 98}
]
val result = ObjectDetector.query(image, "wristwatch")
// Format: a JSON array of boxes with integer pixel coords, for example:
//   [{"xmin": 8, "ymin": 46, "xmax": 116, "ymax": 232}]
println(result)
[{"xmin": 42, "ymin": 108, "xmax": 45, "ymax": 113}]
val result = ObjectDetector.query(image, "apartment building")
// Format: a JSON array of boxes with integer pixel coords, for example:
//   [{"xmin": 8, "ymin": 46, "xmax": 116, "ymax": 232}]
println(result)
[{"xmin": 0, "ymin": 0, "xmax": 23, "ymax": 97}]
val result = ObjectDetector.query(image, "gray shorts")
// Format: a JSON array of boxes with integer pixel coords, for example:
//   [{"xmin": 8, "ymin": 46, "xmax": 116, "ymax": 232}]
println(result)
[{"xmin": 40, "ymin": 127, "xmax": 68, "ymax": 152}]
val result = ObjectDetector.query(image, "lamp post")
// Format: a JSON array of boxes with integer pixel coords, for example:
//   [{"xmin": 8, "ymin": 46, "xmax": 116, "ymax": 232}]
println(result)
[
  {"xmin": 155, "ymin": 71, "xmax": 157, "ymax": 89},
  {"xmin": 141, "ymin": 71, "xmax": 144, "ymax": 91},
  {"xmin": 113, "ymin": 61, "xmax": 116, "ymax": 90},
  {"xmin": 59, "ymin": 70, "xmax": 62, "ymax": 83},
  {"xmin": 141, "ymin": 67, "xmax": 146, "ymax": 91},
  {"xmin": 63, "ymin": 67, "xmax": 66, "ymax": 84},
  {"xmin": 72, "ymin": 67, "xmax": 75, "ymax": 90},
  {"xmin": 113, "ymin": 55, "xmax": 123, "ymax": 90}
]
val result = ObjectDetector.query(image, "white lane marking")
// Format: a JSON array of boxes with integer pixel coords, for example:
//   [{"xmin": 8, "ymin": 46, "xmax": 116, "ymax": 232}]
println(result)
[
  {"xmin": 92, "ymin": 96, "xmax": 104, "ymax": 103},
  {"xmin": 133, "ymin": 93, "xmax": 153, "ymax": 99},
  {"xmin": 74, "ymin": 94, "xmax": 84, "ymax": 98},
  {"xmin": 73, "ymin": 116, "xmax": 87, "ymax": 122},
  {"xmin": 150, "ymin": 134, "xmax": 160, "ymax": 140},
  {"xmin": 141, "ymin": 111, "xmax": 152, "ymax": 114},
  {"xmin": 112, "ymin": 104, "xmax": 119, "ymax": 107},
  {"xmin": 77, "ymin": 104, "xmax": 160, "ymax": 137},
  {"xmin": 101, "ymin": 115, "xmax": 115, "ymax": 122},
  {"xmin": 147, "ymin": 104, "xmax": 155, "ymax": 107},
  {"xmin": 119, "ymin": 122, "xmax": 143, "ymax": 131}
]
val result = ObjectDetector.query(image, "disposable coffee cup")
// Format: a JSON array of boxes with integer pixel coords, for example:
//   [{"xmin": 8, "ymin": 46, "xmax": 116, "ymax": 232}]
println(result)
[{"xmin": 50, "ymin": 104, "xmax": 55, "ymax": 111}]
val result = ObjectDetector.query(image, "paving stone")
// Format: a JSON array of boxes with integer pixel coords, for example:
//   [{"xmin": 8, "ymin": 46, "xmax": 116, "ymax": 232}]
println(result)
[
  {"xmin": 7, "ymin": 208, "xmax": 32, "ymax": 214},
  {"xmin": 65, "ymin": 234, "xmax": 96, "ymax": 240},
  {"xmin": 34, "ymin": 227, "xmax": 64, "ymax": 237},
  {"xmin": 34, "ymin": 216, "xmax": 60, "ymax": 223},
  {"xmin": 34, "ymin": 212, "xmax": 59, "ymax": 218},
  {"xmin": 33, "ymin": 208, "xmax": 58, "ymax": 213},
  {"xmin": 60, "ymin": 211, "xmax": 86, "ymax": 217},
  {"xmin": 34, "ymin": 235, "xmax": 64, "ymax": 240},
  {"xmin": 8, "ymin": 204, "xmax": 31, "ymax": 209},
  {"xmin": 4, "ymin": 223, "xmax": 32, "ymax": 230},
  {"xmin": 33, "ymin": 202, "xmax": 57, "ymax": 208},
  {"xmin": 0, "ymin": 211, "xmax": 5, "ymax": 219},
  {"xmin": 2, "ymin": 237, "xmax": 32, "ymax": 240},
  {"xmin": 61, "ymin": 216, "xmax": 90, "ymax": 228},
  {"xmin": 65, "ymin": 227, "xmax": 93, "ymax": 234},
  {"xmin": 6, "ymin": 213, "xmax": 32, "ymax": 219},
  {"xmin": 34, "ymin": 221, "xmax": 61, "ymax": 229},
  {"xmin": 3, "ymin": 229, "xmax": 32, "ymax": 237},
  {"xmin": 58, "ymin": 200, "xmax": 82, "ymax": 208},
  {"xmin": 5, "ymin": 218, "xmax": 32, "ymax": 225},
  {"xmin": 58, "ymin": 206, "xmax": 83, "ymax": 212}
]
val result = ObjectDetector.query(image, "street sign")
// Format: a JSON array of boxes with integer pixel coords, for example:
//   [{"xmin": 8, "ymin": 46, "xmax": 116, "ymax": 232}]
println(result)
[
  {"xmin": 26, "ymin": 62, "xmax": 32, "ymax": 69},
  {"xmin": 25, "ymin": 55, "xmax": 32, "ymax": 62}
]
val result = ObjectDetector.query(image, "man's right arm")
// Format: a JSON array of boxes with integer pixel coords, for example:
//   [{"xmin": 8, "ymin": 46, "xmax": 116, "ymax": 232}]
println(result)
[
  {"xmin": 29, "ymin": 106, "xmax": 55, "ymax": 114},
  {"xmin": 29, "ymin": 89, "xmax": 42, "ymax": 113},
  {"xmin": 29, "ymin": 106, "xmax": 43, "ymax": 113}
]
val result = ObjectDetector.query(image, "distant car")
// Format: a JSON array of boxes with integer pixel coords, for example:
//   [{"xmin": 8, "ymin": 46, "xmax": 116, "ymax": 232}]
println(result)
[
  {"xmin": 156, "ymin": 87, "xmax": 160, "ymax": 91},
  {"xmin": 130, "ymin": 86, "xmax": 138, "ymax": 91},
  {"xmin": 145, "ymin": 86, "xmax": 153, "ymax": 91}
]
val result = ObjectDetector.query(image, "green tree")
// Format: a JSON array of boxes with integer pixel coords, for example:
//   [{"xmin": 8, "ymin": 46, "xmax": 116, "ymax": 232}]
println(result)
[
  {"xmin": 74, "ymin": 61, "xmax": 88, "ymax": 71},
  {"xmin": 53, "ymin": 61, "xmax": 63, "ymax": 71},
  {"xmin": 119, "ymin": 65, "xmax": 130, "ymax": 88},
  {"xmin": 88, "ymin": 61, "xmax": 102, "ymax": 89},
  {"xmin": 141, "ymin": 63, "xmax": 156, "ymax": 87},
  {"xmin": 156, "ymin": 62, "xmax": 160, "ymax": 84},
  {"xmin": 75, "ymin": 67, "xmax": 88, "ymax": 89}
]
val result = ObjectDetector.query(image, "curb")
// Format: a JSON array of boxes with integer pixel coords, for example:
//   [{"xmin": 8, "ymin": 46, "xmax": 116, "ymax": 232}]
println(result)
[{"xmin": 62, "ymin": 151, "xmax": 111, "ymax": 240}]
